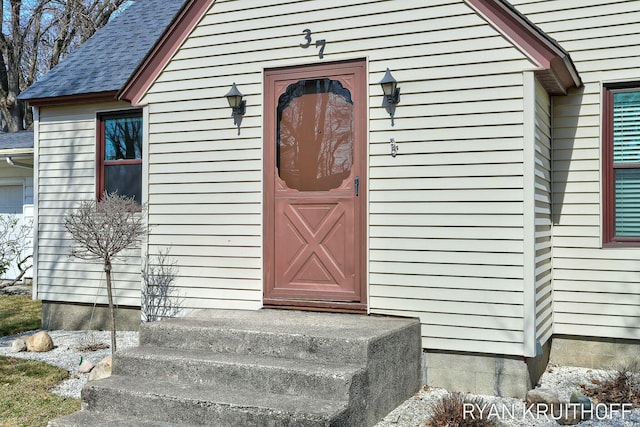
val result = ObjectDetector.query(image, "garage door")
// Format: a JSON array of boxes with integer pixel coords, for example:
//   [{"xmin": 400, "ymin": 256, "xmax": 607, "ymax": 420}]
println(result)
[{"xmin": 0, "ymin": 185, "xmax": 23, "ymax": 214}]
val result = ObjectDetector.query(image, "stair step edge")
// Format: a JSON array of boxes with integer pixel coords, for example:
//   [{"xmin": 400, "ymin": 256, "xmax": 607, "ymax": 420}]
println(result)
[
  {"xmin": 85, "ymin": 375, "xmax": 349, "ymax": 415},
  {"xmin": 81, "ymin": 376, "xmax": 352, "ymax": 426},
  {"xmin": 147, "ymin": 310, "xmax": 417, "ymax": 341},
  {"xmin": 116, "ymin": 346, "xmax": 365, "ymax": 375},
  {"xmin": 49, "ymin": 410, "xmax": 201, "ymax": 427}
]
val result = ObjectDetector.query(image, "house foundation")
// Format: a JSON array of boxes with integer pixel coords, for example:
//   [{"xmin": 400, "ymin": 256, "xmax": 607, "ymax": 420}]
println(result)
[
  {"xmin": 42, "ymin": 301, "xmax": 140, "ymax": 331},
  {"xmin": 422, "ymin": 343, "xmax": 551, "ymax": 399},
  {"xmin": 550, "ymin": 336, "xmax": 640, "ymax": 370}
]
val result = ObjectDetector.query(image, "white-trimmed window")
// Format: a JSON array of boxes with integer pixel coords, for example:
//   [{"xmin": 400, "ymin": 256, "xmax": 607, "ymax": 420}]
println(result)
[
  {"xmin": 603, "ymin": 85, "xmax": 640, "ymax": 245},
  {"xmin": 97, "ymin": 110, "xmax": 143, "ymax": 204}
]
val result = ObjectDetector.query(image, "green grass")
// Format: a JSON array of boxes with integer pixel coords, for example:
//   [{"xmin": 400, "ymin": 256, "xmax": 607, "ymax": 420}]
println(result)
[
  {"xmin": 0, "ymin": 295, "xmax": 41, "ymax": 336},
  {"xmin": 0, "ymin": 295, "xmax": 80, "ymax": 426},
  {"xmin": 0, "ymin": 357, "xmax": 80, "ymax": 427}
]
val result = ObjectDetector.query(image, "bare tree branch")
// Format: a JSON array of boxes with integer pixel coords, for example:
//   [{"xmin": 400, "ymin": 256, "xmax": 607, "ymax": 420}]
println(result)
[
  {"xmin": 8, "ymin": 254, "xmax": 32, "ymax": 286},
  {"xmin": 0, "ymin": 0, "xmax": 129, "ymax": 131},
  {"xmin": 0, "ymin": 214, "xmax": 32, "ymax": 282}
]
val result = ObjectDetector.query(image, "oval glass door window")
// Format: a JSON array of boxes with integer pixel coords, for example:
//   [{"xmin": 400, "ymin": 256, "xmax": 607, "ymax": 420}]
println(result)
[{"xmin": 277, "ymin": 79, "xmax": 354, "ymax": 191}]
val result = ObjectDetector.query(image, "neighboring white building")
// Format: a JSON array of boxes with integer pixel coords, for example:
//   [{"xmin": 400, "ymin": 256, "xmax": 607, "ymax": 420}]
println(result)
[
  {"xmin": 0, "ymin": 131, "xmax": 34, "ymax": 281},
  {"xmin": 19, "ymin": 0, "xmax": 640, "ymax": 396}
]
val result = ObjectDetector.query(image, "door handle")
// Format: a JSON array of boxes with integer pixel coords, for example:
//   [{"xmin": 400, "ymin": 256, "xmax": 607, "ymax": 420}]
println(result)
[{"xmin": 355, "ymin": 176, "xmax": 359, "ymax": 196}]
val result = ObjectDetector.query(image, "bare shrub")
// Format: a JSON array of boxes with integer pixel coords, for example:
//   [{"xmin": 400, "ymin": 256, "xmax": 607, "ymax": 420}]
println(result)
[
  {"xmin": 581, "ymin": 362, "xmax": 640, "ymax": 407},
  {"xmin": 76, "ymin": 330, "xmax": 109, "ymax": 352},
  {"xmin": 427, "ymin": 392, "xmax": 495, "ymax": 427},
  {"xmin": 0, "ymin": 214, "xmax": 32, "ymax": 283},
  {"xmin": 64, "ymin": 193, "xmax": 146, "ymax": 354},
  {"xmin": 141, "ymin": 249, "xmax": 183, "ymax": 322}
]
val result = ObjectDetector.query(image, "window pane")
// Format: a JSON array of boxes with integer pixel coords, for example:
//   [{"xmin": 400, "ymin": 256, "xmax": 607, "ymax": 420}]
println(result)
[
  {"xmin": 0, "ymin": 185, "xmax": 23, "ymax": 214},
  {"xmin": 277, "ymin": 79, "xmax": 353, "ymax": 191},
  {"xmin": 105, "ymin": 116, "xmax": 142, "ymax": 161},
  {"xmin": 615, "ymin": 168, "xmax": 640, "ymax": 237},
  {"xmin": 105, "ymin": 163, "xmax": 142, "ymax": 203},
  {"xmin": 613, "ymin": 91, "xmax": 640, "ymax": 164}
]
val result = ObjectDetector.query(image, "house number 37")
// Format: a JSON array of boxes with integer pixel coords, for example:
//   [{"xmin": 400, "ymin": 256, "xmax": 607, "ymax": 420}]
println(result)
[{"xmin": 300, "ymin": 29, "xmax": 326, "ymax": 59}]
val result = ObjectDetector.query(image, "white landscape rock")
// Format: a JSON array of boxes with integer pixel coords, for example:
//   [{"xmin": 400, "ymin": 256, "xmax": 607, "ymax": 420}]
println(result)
[
  {"xmin": 525, "ymin": 387, "xmax": 590, "ymax": 425},
  {"xmin": 78, "ymin": 360, "xmax": 96, "ymax": 373},
  {"xmin": 9, "ymin": 333, "xmax": 52, "ymax": 353},
  {"xmin": 526, "ymin": 387, "xmax": 564, "ymax": 407},
  {"xmin": 10, "ymin": 337, "xmax": 27, "ymax": 352},
  {"xmin": 88, "ymin": 355, "xmax": 112, "ymax": 381},
  {"xmin": 25, "ymin": 331, "xmax": 54, "ymax": 352}
]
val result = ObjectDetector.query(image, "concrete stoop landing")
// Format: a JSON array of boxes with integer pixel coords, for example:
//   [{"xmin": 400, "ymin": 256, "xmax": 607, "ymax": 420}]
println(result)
[{"xmin": 49, "ymin": 309, "xmax": 422, "ymax": 427}]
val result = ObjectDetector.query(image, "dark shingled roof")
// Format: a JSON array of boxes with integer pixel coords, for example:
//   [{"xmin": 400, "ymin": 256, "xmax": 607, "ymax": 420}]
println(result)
[
  {"xmin": 0, "ymin": 131, "xmax": 34, "ymax": 152},
  {"xmin": 19, "ymin": 0, "xmax": 187, "ymax": 101}
]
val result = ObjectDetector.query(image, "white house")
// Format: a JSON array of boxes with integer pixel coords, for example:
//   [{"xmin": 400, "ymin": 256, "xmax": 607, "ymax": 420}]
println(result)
[
  {"xmin": 0, "ymin": 131, "xmax": 34, "ymax": 280},
  {"xmin": 19, "ymin": 0, "xmax": 640, "ymax": 396}
]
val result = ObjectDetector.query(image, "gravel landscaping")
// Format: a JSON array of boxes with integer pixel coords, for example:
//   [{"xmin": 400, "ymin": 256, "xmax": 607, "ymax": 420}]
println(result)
[
  {"xmin": 1, "ymin": 329, "xmax": 639, "ymax": 426},
  {"xmin": 0, "ymin": 329, "xmax": 138, "ymax": 398},
  {"xmin": 375, "ymin": 365, "xmax": 640, "ymax": 426}
]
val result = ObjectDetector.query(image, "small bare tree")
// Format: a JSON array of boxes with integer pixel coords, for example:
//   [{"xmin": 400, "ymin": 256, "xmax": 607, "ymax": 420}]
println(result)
[
  {"xmin": 64, "ymin": 193, "xmax": 145, "ymax": 354},
  {"xmin": 141, "ymin": 248, "xmax": 183, "ymax": 322},
  {"xmin": 0, "ymin": 214, "xmax": 32, "ymax": 284}
]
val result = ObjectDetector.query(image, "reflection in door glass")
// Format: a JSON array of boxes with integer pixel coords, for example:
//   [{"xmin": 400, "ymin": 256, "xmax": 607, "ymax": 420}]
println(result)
[{"xmin": 277, "ymin": 79, "xmax": 353, "ymax": 191}]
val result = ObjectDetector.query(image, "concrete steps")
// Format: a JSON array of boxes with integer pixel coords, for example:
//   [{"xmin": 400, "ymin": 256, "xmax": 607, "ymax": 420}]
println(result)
[{"xmin": 49, "ymin": 309, "xmax": 421, "ymax": 427}]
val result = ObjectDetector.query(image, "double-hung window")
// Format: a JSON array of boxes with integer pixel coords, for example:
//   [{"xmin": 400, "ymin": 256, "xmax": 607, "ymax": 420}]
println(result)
[
  {"xmin": 97, "ymin": 110, "xmax": 143, "ymax": 204},
  {"xmin": 603, "ymin": 85, "xmax": 640, "ymax": 245}
]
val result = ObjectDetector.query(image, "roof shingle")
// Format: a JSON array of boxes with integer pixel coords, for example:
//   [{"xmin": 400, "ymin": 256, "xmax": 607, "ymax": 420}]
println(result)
[{"xmin": 0, "ymin": 131, "xmax": 34, "ymax": 152}]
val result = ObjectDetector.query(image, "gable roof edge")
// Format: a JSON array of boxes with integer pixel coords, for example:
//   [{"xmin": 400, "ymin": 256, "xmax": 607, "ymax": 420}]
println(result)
[
  {"xmin": 118, "ymin": 0, "xmax": 216, "ymax": 105},
  {"xmin": 464, "ymin": 0, "xmax": 581, "ymax": 95},
  {"xmin": 23, "ymin": 91, "xmax": 120, "ymax": 108}
]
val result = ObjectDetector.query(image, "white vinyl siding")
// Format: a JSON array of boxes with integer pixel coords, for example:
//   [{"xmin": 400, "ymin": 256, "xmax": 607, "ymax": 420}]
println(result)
[
  {"xmin": 511, "ymin": 0, "xmax": 640, "ymax": 340},
  {"xmin": 36, "ymin": 102, "xmax": 142, "ymax": 307},
  {"xmin": 140, "ymin": 0, "xmax": 536, "ymax": 354},
  {"xmin": 533, "ymin": 79, "xmax": 553, "ymax": 346}
]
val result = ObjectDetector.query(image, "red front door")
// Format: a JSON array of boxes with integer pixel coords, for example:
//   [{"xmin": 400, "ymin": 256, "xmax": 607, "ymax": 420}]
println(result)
[{"xmin": 264, "ymin": 60, "xmax": 366, "ymax": 311}]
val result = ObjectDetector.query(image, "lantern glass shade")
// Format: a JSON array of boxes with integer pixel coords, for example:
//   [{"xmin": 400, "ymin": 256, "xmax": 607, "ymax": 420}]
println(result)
[
  {"xmin": 379, "ymin": 68, "xmax": 397, "ymax": 97},
  {"xmin": 225, "ymin": 83, "xmax": 244, "ymax": 108}
]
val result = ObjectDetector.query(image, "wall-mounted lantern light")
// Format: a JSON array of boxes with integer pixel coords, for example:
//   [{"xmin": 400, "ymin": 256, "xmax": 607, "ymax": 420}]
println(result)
[
  {"xmin": 225, "ymin": 83, "xmax": 246, "ymax": 128},
  {"xmin": 379, "ymin": 68, "xmax": 400, "ymax": 105},
  {"xmin": 379, "ymin": 68, "xmax": 400, "ymax": 126}
]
